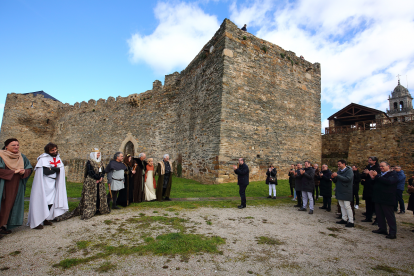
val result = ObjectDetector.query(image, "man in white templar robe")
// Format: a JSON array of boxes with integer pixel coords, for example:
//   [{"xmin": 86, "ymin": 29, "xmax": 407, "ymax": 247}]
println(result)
[{"xmin": 28, "ymin": 143, "xmax": 68, "ymax": 229}]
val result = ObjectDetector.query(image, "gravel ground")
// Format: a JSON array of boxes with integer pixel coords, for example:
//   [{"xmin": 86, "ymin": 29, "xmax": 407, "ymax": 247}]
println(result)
[{"xmin": 1, "ymin": 202, "xmax": 413, "ymax": 275}]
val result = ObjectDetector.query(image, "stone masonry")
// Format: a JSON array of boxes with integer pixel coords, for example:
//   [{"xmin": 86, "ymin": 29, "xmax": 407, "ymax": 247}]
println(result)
[{"xmin": 0, "ymin": 19, "xmax": 321, "ymax": 184}]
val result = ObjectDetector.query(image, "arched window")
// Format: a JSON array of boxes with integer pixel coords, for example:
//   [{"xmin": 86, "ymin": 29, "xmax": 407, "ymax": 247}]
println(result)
[
  {"xmin": 400, "ymin": 101, "xmax": 404, "ymax": 109},
  {"xmin": 394, "ymin": 102, "xmax": 398, "ymax": 109}
]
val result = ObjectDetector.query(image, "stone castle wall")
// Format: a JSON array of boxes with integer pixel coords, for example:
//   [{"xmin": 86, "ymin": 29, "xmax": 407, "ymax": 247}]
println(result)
[
  {"xmin": 215, "ymin": 20, "xmax": 321, "ymax": 182},
  {"xmin": 0, "ymin": 19, "xmax": 322, "ymax": 184},
  {"xmin": 322, "ymin": 122, "xmax": 414, "ymax": 175}
]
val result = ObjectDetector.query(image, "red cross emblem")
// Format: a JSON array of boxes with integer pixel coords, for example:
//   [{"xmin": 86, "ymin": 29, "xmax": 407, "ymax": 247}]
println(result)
[{"xmin": 50, "ymin": 157, "xmax": 61, "ymax": 167}]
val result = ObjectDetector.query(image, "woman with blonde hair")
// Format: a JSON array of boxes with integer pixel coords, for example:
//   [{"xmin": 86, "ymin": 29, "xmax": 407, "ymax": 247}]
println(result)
[{"xmin": 144, "ymin": 158, "xmax": 157, "ymax": 201}]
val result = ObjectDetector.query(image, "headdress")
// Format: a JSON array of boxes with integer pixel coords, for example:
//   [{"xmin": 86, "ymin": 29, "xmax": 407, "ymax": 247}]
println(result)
[{"xmin": 90, "ymin": 148, "xmax": 101, "ymax": 163}]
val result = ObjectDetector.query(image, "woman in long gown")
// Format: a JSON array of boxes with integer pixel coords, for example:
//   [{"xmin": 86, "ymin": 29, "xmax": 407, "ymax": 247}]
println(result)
[
  {"xmin": 144, "ymin": 158, "xmax": 157, "ymax": 201},
  {"xmin": 56, "ymin": 149, "xmax": 109, "ymax": 221}
]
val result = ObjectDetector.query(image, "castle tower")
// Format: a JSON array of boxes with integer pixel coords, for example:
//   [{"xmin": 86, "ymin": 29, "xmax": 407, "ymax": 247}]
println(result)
[{"xmin": 387, "ymin": 80, "xmax": 414, "ymax": 119}]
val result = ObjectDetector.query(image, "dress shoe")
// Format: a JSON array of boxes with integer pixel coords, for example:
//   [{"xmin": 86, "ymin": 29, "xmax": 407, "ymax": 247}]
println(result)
[
  {"xmin": 385, "ymin": 234, "xmax": 396, "ymax": 239},
  {"xmin": 345, "ymin": 222, "xmax": 354, "ymax": 228},
  {"xmin": 298, "ymin": 208, "xmax": 307, "ymax": 211},
  {"xmin": 319, "ymin": 206, "xmax": 327, "ymax": 209},
  {"xmin": 362, "ymin": 212, "xmax": 366, "ymax": 216},
  {"xmin": 398, "ymin": 211, "xmax": 405, "ymax": 214},
  {"xmin": 336, "ymin": 220, "xmax": 347, "ymax": 224},
  {"xmin": 336, "ymin": 215, "xmax": 342, "ymax": 219},
  {"xmin": 43, "ymin": 220, "xmax": 53, "ymax": 226},
  {"xmin": 272, "ymin": 196, "xmax": 276, "ymax": 199},
  {"xmin": 237, "ymin": 205, "xmax": 246, "ymax": 209},
  {"xmin": 267, "ymin": 195, "xmax": 272, "ymax": 198},
  {"xmin": 361, "ymin": 219, "xmax": 372, "ymax": 222},
  {"xmin": 294, "ymin": 204, "xmax": 301, "ymax": 207},
  {"xmin": 164, "ymin": 197, "xmax": 172, "ymax": 201},
  {"xmin": 112, "ymin": 206, "xmax": 121, "ymax": 210},
  {"xmin": 326, "ymin": 208, "xmax": 331, "ymax": 212},
  {"xmin": 372, "ymin": 229, "xmax": 388, "ymax": 235},
  {"xmin": 34, "ymin": 225, "xmax": 44, "ymax": 230},
  {"xmin": 411, "ymin": 229, "xmax": 414, "ymax": 233},
  {"xmin": 309, "ymin": 210, "xmax": 313, "ymax": 214}
]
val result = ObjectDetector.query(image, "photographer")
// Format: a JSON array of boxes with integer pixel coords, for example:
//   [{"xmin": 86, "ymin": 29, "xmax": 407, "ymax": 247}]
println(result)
[{"xmin": 266, "ymin": 164, "xmax": 277, "ymax": 199}]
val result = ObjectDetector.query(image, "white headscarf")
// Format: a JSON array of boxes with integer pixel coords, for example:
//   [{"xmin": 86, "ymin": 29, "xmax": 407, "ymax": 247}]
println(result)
[{"xmin": 89, "ymin": 148, "xmax": 101, "ymax": 163}]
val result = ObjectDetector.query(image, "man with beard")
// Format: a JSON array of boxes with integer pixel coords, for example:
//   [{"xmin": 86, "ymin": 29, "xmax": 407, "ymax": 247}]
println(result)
[
  {"xmin": 294, "ymin": 163, "xmax": 303, "ymax": 208},
  {"xmin": 361, "ymin": 157, "xmax": 380, "ymax": 223},
  {"xmin": 156, "ymin": 154, "xmax": 174, "ymax": 201},
  {"xmin": 105, "ymin": 152, "xmax": 127, "ymax": 210},
  {"xmin": 28, "ymin": 143, "xmax": 68, "ymax": 229},
  {"xmin": 132, "ymin": 153, "xmax": 147, "ymax": 203},
  {"xmin": 0, "ymin": 138, "xmax": 32, "ymax": 238}
]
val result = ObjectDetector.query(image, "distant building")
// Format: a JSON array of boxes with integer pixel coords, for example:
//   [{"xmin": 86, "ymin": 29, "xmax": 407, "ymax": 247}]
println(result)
[{"xmin": 386, "ymin": 80, "xmax": 414, "ymax": 120}]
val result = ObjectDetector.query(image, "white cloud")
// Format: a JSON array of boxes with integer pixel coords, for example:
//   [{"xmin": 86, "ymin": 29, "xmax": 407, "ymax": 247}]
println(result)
[
  {"xmin": 127, "ymin": 2, "xmax": 220, "ymax": 75},
  {"xmin": 230, "ymin": 0, "xmax": 414, "ymax": 112}
]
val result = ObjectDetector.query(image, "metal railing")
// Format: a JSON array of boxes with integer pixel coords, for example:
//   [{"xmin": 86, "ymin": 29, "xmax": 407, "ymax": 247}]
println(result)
[
  {"xmin": 386, "ymin": 107, "xmax": 413, "ymax": 114},
  {"xmin": 325, "ymin": 114, "xmax": 414, "ymax": 134}
]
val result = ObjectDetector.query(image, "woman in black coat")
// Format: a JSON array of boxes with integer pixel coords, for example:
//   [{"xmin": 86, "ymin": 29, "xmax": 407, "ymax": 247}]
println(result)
[
  {"xmin": 317, "ymin": 164, "xmax": 332, "ymax": 211},
  {"xmin": 266, "ymin": 165, "xmax": 277, "ymax": 199}
]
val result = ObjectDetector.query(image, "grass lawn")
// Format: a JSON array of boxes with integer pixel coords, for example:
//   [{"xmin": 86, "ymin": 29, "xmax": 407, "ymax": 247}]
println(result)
[{"xmin": 23, "ymin": 175, "xmax": 412, "ymax": 211}]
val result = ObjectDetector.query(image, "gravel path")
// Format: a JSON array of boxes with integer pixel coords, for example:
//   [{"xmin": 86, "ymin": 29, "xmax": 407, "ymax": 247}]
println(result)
[{"xmin": 1, "ymin": 202, "xmax": 413, "ymax": 275}]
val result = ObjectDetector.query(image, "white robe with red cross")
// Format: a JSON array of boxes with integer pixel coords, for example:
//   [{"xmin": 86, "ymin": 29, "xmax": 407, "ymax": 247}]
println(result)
[{"xmin": 27, "ymin": 153, "xmax": 68, "ymax": 228}]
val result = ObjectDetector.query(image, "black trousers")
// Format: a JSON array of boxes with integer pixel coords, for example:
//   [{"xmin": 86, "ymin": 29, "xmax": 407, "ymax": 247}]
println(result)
[
  {"xmin": 395, "ymin": 189, "xmax": 405, "ymax": 212},
  {"xmin": 296, "ymin": 190, "xmax": 303, "ymax": 206},
  {"xmin": 353, "ymin": 189, "xmax": 359, "ymax": 205},
  {"xmin": 313, "ymin": 186, "xmax": 319, "ymax": 199},
  {"xmin": 322, "ymin": 196, "xmax": 331, "ymax": 209},
  {"xmin": 365, "ymin": 197, "xmax": 375, "ymax": 220},
  {"xmin": 375, "ymin": 203, "xmax": 396, "ymax": 235},
  {"xmin": 239, "ymin": 185, "xmax": 247, "ymax": 207},
  {"xmin": 290, "ymin": 186, "xmax": 294, "ymax": 196}
]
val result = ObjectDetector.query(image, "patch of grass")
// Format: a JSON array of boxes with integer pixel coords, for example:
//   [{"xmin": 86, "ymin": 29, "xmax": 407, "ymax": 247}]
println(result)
[
  {"xmin": 327, "ymin": 227, "xmax": 342, "ymax": 232},
  {"xmin": 243, "ymin": 216, "xmax": 254, "ymax": 219},
  {"xmin": 153, "ymin": 211, "xmax": 158, "ymax": 213},
  {"xmin": 206, "ymin": 221, "xmax": 212, "ymax": 225},
  {"xmin": 401, "ymin": 221, "xmax": 414, "ymax": 226},
  {"xmin": 103, "ymin": 220, "xmax": 113, "ymax": 225},
  {"xmin": 76, "ymin": 241, "xmax": 90, "ymax": 249},
  {"xmin": 54, "ymin": 233, "xmax": 225, "ymax": 269},
  {"xmin": 243, "ymin": 36, "xmax": 247, "ymax": 40},
  {"xmin": 261, "ymin": 46, "xmax": 267, "ymax": 53},
  {"xmin": 139, "ymin": 213, "xmax": 145, "ymax": 217},
  {"xmin": 372, "ymin": 265, "xmax": 396, "ymax": 273},
  {"xmin": 9, "ymin": 251, "xmax": 21, "ymax": 256},
  {"xmin": 165, "ymin": 208, "xmax": 176, "ymax": 212},
  {"xmin": 126, "ymin": 216, "xmax": 188, "ymax": 232},
  {"xmin": 328, "ymin": 234, "xmax": 338, "ymax": 238},
  {"xmin": 280, "ymin": 53, "xmax": 285, "ymax": 59},
  {"xmin": 248, "ymin": 271, "xmax": 254, "ymax": 274},
  {"xmin": 256, "ymin": 236, "xmax": 283, "ymax": 245},
  {"xmin": 96, "ymin": 261, "xmax": 116, "ymax": 272}
]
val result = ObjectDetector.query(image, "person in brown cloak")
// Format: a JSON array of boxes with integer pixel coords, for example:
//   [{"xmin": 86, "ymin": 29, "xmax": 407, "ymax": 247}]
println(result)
[
  {"xmin": 155, "ymin": 154, "xmax": 173, "ymax": 201},
  {"xmin": 0, "ymin": 138, "xmax": 32, "ymax": 238},
  {"xmin": 132, "ymin": 153, "xmax": 147, "ymax": 203}
]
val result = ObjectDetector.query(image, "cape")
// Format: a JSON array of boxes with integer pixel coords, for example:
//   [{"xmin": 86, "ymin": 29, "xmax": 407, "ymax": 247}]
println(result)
[
  {"xmin": 27, "ymin": 153, "xmax": 69, "ymax": 228},
  {"xmin": 0, "ymin": 154, "xmax": 32, "ymax": 230}
]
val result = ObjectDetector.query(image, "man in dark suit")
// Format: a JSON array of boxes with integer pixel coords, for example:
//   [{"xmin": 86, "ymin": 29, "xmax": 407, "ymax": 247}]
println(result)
[
  {"xmin": 361, "ymin": 156, "xmax": 380, "ymax": 223},
  {"xmin": 369, "ymin": 161, "xmax": 398, "ymax": 239},
  {"xmin": 233, "ymin": 158, "xmax": 249, "ymax": 209}
]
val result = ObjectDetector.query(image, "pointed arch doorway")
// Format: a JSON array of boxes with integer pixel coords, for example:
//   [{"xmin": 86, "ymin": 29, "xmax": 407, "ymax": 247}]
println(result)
[{"xmin": 119, "ymin": 133, "xmax": 139, "ymax": 157}]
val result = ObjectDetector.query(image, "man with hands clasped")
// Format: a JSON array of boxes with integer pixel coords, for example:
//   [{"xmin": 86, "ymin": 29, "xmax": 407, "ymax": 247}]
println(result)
[{"xmin": 331, "ymin": 160, "xmax": 354, "ymax": 228}]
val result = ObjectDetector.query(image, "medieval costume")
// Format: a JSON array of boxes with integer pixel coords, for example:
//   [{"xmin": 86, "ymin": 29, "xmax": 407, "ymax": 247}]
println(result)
[
  {"xmin": 132, "ymin": 157, "xmax": 147, "ymax": 203},
  {"xmin": 105, "ymin": 158, "xmax": 126, "ymax": 210},
  {"xmin": 0, "ymin": 141, "xmax": 32, "ymax": 236},
  {"xmin": 28, "ymin": 150, "xmax": 69, "ymax": 229},
  {"xmin": 117, "ymin": 154, "xmax": 135, "ymax": 207},
  {"xmin": 144, "ymin": 158, "xmax": 157, "ymax": 201},
  {"xmin": 56, "ymin": 149, "xmax": 109, "ymax": 221},
  {"xmin": 156, "ymin": 158, "xmax": 173, "ymax": 201}
]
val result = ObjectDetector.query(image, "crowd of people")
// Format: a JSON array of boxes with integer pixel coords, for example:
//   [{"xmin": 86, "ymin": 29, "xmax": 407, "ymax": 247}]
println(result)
[
  {"xmin": 282, "ymin": 157, "xmax": 413, "ymax": 239},
  {"xmin": 0, "ymin": 138, "xmax": 174, "ymax": 239},
  {"xmin": 1, "ymin": 137, "xmax": 413, "ymax": 241}
]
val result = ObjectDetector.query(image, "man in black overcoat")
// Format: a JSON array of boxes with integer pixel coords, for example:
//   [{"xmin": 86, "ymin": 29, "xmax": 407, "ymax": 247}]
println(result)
[
  {"xmin": 233, "ymin": 158, "xmax": 249, "ymax": 209},
  {"xmin": 369, "ymin": 161, "xmax": 398, "ymax": 239},
  {"xmin": 361, "ymin": 156, "xmax": 380, "ymax": 223}
]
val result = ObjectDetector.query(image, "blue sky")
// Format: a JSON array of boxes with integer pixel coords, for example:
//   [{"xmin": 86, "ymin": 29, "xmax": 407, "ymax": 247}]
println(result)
[{"xmin": 1, "ymin": 0, "xmax": 414, "ymax": 132}]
